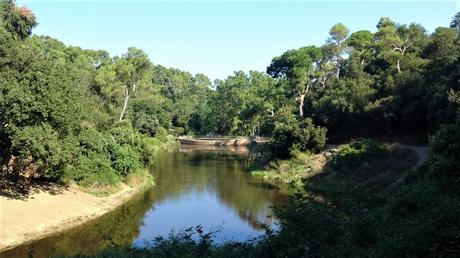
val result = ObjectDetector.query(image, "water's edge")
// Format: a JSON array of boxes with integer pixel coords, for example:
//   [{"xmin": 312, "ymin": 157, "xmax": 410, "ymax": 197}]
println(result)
[
  {"xmin": 0, "ymin": 175, "xmax": 154, "ymax": 255},
  {"xmin": 1, "ymin": 145, "xmax": 289, "ymax": 258}
]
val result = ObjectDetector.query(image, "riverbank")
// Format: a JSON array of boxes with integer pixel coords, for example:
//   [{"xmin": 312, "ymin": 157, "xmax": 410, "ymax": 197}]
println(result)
[
  {"xmin": 0, "ymin": 172, "xmax": 153, "ymax": 252},
  {"xmin": 177, "ymin": 136, "xmax": 270, "ymax": 146},
  {"xmin": 252, "ymin": 142, "xmax": 428, "ymax": 190}
]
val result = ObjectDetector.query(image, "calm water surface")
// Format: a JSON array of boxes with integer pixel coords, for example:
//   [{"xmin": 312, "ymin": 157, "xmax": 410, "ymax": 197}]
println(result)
[{"xmin": 1, "ymin": 145, "xmax": 289, "ymax": 258}]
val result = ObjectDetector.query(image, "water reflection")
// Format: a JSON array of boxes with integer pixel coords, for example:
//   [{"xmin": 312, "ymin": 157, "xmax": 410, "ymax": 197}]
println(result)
[
  {"xmin": 136, "ymin": 145, "xmax": 289, "ymax": 244},
  {"xmin": 1, "ymin": 145, "xmax": 289, "ymax": 258},
  {"xmin": 1, "ymin": 189, "xmax": 156, "ymax": 258}
]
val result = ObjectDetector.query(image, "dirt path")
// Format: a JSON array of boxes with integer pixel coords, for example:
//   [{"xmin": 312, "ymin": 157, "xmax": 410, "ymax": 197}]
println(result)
[
  {"xmin": 0, "ymin": 183, "xmax": 140, "ymax": 252},
  {"xmin": 405, "ymin": 145, "xmax": 429, "ymax": 169},
  {"xmin": 386, "ymin": 145, "xmax": 428, "ymax": 189}
]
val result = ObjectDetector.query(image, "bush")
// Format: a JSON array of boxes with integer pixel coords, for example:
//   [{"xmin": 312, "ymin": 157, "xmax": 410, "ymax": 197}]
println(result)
[
  {"xmin": 133, "ymin": 111, "xmax": 160, "ymax": 137},
  {"xmin": 428, "ymin": 121, "xmax": 460, "ymax": 179},
  {"xmin": 78, "ymin": 126, "xmax": 107, "ymax": 154},
  {"xmin": 108, "ymin": 122, "xmax": 143, "ymax": 147},
  {"xmin": 10, "ymin": 124, "xmax": 79, "ymax": 180},
  {"xmin": 270, "ymin": 116, "xmax": 326, "ymax": 158},
  {"xmin": 140, "ymin": 137, "xmax": 162, "ymax": 163},
  {"xmin": 108, "ymin": 143, "xmax": 142, "ymax": 177},
  {"xmin": 332, "ymin": 139, "xmax": 389, "ymax": 170},
  {"xmin": 63, "ymin": 152, "xmax": 119, "ymax": 187},
  {"xmin": 155, "ymin": 126, "xmax": 170, "ymax": 142}
]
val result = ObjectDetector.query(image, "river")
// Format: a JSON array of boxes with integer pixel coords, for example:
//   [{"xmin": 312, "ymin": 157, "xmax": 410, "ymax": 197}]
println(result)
[{"xmin": 1, "ymin": 145, "xmax": 289, "ymax": 258}]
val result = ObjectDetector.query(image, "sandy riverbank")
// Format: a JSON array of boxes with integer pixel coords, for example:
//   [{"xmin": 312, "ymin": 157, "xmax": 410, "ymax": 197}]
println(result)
[{"xmin": 0, "ymin": 182, "xmax": 145, "ymax": 252}]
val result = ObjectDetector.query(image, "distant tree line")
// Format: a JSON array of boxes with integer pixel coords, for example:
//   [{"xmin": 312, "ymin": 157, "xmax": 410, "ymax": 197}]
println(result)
[
  {"xmin": 184, "ymin": 14, "xmax": 460, "ymax": 157},
  {"xmin": 1, "ymin": 0, "xmax": 460, "ymax": 256},
  {"xmin": 1, "ymin": 0, "xmax": 459, "ymax": 186}
]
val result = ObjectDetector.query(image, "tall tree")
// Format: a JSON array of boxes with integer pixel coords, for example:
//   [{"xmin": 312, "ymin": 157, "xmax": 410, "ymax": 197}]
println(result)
[
  {"xmin": 0, "ymin": 0, "xmax": 36, "ymax": 39},
  {"xmin": 451, "ymin": 11, "xmax": 460, "ymax": 34},
  {"xmin": 347, "ymin": 30, "xmax": 374, "ymax": 65},
  {"xmin": 375, "ymin": 18, "xmax": 428, "ymax": 74},
  {"xmin": 375, "ymin": 17, "xmax": 407, "ymax": 73},
  {"xmin": 95, "ymin": 47, "xmax": 152, "ymax": 122},
  {"xmin": 324, "ymin": 23, "xmax": 350, "ymax": 78},
  {"xmin": 267, "ymin": 46, "xmax": 323, "ymax": 118}
]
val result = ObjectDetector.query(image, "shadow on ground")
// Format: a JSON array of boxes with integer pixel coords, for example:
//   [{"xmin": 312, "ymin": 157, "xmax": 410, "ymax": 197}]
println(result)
[{"xmin": 0, "ymin": 175, "xmax": 67, "ymax": 200}]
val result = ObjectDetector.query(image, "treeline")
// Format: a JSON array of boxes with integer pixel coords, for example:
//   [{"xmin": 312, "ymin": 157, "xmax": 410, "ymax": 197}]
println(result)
[
  {"xmin": 2, "ymin": 0, "xmax": 460, "ymax": 256},
  {"xmin": 183, "ymin": 15, "xmax": 460, "ymax": 149},
  {"xmin": 0, "ymin": 1, "xmax": 182, "ymax": 187},
  {"xmin": 1, "ymin": 0, "xmax": 459, "ymax": 183},
  {"xmin": 77, "ymin": 11, "xmax": 460, "ymax": 256}
]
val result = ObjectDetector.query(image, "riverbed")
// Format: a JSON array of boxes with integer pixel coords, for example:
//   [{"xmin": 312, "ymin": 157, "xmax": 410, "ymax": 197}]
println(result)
[{"xmin": 1, "ymin": 145, "xmax": 289, "ymax": 258}]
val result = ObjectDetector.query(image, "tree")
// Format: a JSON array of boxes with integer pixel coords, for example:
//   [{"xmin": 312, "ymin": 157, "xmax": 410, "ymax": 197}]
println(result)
[
  {"xmin": 375, "ymin": 17, "xmax": 408, "ymax": 73},
  {"xmin": 347, "ymin": 30, "xmax": 374, "ymax": 65},
  {"xmin": 375, "ymin": 18, "xmax": 428, "ymax": 74},
  {"xmin": 270, "ymin": 114, "xmax": 326, "ymax": 158},
  {"xmin": 324, "ymin": 23, "xmax": 350, "ymax": 78},
  {"xmin": 450, "ymin": 11, "xmax": 460, "ymax": 34},
  {"xmin": 151, "ymin": 65, "xmax": 211, "ymax": 133},
  {"xmin": 267, "ymin": 46, "xmax": 323, "ymax": 118},
  {"xmin": 95, "ymin": 47, "xmax": 152, "ymax": 122},
  {"xmin": 0, "ymin": 0, "xmax": 37, "ymax": 39},
  {"xmin": 239, "ymin": 71, "xmax": 279, "ymax": 136}
]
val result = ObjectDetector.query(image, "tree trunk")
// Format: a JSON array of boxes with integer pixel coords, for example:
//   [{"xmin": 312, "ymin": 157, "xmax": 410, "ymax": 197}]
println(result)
[
  {"xmin": 396, "ymin": 59, "xmax": 401, "ymax": 73},
  {"xmin": 118, "ymin": 86, "xmax": 130, "ymax": 122},
  {"xmin": 299, "ymin": 93, "xmax": 305, "ymax": 118},
  {"xmin": 297, "ymin": 83, "xmax": 310, "ymax": 118},
  {"xmin": 335, "ymin": 67, "xmax": 340, "ymax": 79}
]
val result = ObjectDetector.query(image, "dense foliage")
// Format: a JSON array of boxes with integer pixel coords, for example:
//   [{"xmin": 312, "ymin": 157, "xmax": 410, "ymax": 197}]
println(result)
[
  {"xmin": 1, "ymin": 1, "xmax": 460, "ymax": 257},
  {"xmin": 0, "ymin": 1, "xmax": 174, "ymax": 188},
  {"xmin": 270, "ymin": 116, "xmax": 326, "ymax": 157},
  {"xmin": 331, "ymin": 139, "xmax": 389, "ymax": 170},
  {"xmin": 74, "ymin": 10, "xmax": 460, "ymax": 258}
]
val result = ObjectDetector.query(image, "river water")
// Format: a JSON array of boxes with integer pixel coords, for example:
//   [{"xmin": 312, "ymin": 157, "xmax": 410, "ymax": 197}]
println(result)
[{"xmin": 1, "ymin": 145, "xmax": 289, "ymax": 258}]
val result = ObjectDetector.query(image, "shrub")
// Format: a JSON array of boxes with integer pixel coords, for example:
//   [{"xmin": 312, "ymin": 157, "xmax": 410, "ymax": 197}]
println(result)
[
  {"xmin": 428, "ymin": 121, "xmax": 460, "ymax": 179},
  {"xmin": 10, "ymin": 124, "xmax": 79, "ymax": 180},
  {"xmin": 63, "ymin": 152, "xmax": 119, "ymax": 187},
  {"xmin": 108, "ymin": 122, "xmax": 143, "ymax": 147},
  {"xmin": 133, "ymin": 111, "xmax": 160, "ymax": 137},
  {"xmin": 332, "ymin": 139, "xmax": 389, "ymax": 170},
  {"xmin": 140, "ymin": 137, "xmax": 162, "ymax": 163},
  {"xmin": 270, "ymin": 116, "xmax": 326, "ymax": 158},
  {"xmin": 78, "ymin": 126, "xmax": 107, "ymax": 154},
  {"xmin": 155, "ymin": 126, "xmax": 170, "ymax": 142},
  {"xmin": 108, "ymin": 143, "xmax": 142, "ymax": 177}
]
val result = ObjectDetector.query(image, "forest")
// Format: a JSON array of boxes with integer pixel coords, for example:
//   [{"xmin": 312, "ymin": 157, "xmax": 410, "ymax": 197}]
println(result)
[{"xmin": 1, "ymin": 0, "xmax": 460, "ymax": 257}]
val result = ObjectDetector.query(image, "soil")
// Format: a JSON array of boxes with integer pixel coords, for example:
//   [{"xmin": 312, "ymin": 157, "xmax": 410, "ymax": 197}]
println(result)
[{"xmin": 0, "ymin": 183, "xmax": 139, "ymax": 252}]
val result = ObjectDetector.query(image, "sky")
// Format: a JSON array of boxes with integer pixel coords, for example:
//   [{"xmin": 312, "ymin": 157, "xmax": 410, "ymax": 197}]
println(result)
[{"xmin": 17, "ymin": 0, "xmax": 460, "ymax": 81}]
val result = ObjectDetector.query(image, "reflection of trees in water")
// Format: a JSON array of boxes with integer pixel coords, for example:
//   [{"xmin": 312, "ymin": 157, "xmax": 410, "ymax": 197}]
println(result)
[
  {"xmin": 1, "ymin": 190, "xmax": 156, "ymax": 258},
  {"xmin": 2, "ymin": 146, "xmax": 287, "ymax": 258},
  {"xmin": 151, "ymin": 146, "xmax": 289, "ymax": 230},
  {"xmin": 211, "ymin": 157, "xmax": 289, "ymax": 229}
]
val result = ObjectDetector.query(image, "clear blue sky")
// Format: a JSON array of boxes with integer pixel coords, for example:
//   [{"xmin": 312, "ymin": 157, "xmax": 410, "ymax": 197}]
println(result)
[{"xmin": 17, "ymin": 1, "xmax": 459, "ymax": 80}]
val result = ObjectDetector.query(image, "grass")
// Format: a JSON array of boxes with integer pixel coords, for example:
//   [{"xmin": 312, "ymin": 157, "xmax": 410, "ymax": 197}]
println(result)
[{"xmin": 251, "ymin": 150, "xmax": 325, "ymax": 189}]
